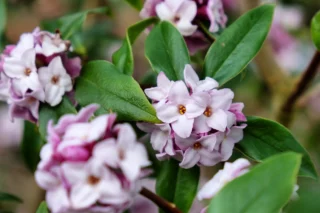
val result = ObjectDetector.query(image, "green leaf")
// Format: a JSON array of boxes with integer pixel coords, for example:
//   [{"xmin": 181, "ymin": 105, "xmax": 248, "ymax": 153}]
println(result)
[
  {"xmin": 124, "ymin": 0, "xmax": 143, "ymax": 10},
  {"xmin": 36, "ymin": 201, "xmax": 48, "ymax": 213},
  {"xmin": 204, "ymin": 4, "xmax": 275, "ymax": 85},
  {"xmin": 156, "ymin": 159, "xmax": 200, "ymax": 213},
  {"xmin": 311, "ymin": 11, "xmax": 320, "ymax": 50},
  {"xmin": 75, "ymin": 60, "xmax": 159, "ymax": 123},
  {"xmin": 39, "ymin": 96, "xmax": 77, "ymax": 140},
  {"xmin": 42, "ymin": 7, "xmax": 109, "ymax": 39},
  {"xmin": 113, "ymin": 17, "xmax": 158, "ymax": 75},
  {"xmin": 208, "ymin": 152, "xmax": 301, "ymax": 213},
  {"xmin": 21, "ymin": 121, "xmax": 43, "ymax": 172},
  {"xmin": 145, "ymin": 21, "xmax": 190, "ymax": 81},
  {"xmin": 0, "ymin": 0, "xmax": 7, "ymax": 49},
  {"xmin": 0, "ymin": 192, "xmax": 22, "ymax": 203},
  {"xmin": 236, "ymin": 116, "xmax": 317, "ymax": 179}
]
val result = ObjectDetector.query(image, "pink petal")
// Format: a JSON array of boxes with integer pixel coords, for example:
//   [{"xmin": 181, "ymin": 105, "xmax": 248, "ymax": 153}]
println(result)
[
  {"xmin": 172, "ymin": 115, "xmax": 194, "ymax": 138},
  {"xmin": 179, "ymin": 148, "xmax": 200, "ymax": 168},
  {"xmin": 156, "ymin": 103, "xmax": 180, "ymax": 123},
  {"xmin": 206, "ymin": 109, "xmax": 228, "ymax": 132}
]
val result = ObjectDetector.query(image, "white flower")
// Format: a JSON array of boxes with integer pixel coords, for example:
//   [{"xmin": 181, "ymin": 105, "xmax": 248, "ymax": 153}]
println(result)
[
  {"xmin": 38, "ymin": 57, "xmax": 72, "ymax": 106},
  {"xmin": 36, "ymin": 33, "xmax": 69, "ymax": 57}
]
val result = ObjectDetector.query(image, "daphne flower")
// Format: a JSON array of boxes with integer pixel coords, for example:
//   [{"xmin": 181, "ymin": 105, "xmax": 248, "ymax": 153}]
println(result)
[
  {"xmin": 35, "ymin": 32, "xmax": 69, "ymax": 57},
  {"xmin": 229, "ymin": 103, "xmax": 246, "ymax": 122},
  {"xmin": 10, "ymin": 33, "xmax": 35, "ymax": 58},
  {"xmin": 94, "ymin": 124, "xmax": 151, "ymax": 181},
  {"xmin": 176, "ymin": 134, "xmax": 221, "ymax": 168},
  {"xmin": 0, "ymin": 73, "xmax": 10, "ymax": 102},
  {"xmin": 197, "ymin": 158, "xmax": 251, "ymax": 200},
  {"xmin": 9, "ymin": 93, "xmax": 40, "ymax": 121},
  {"xmin": 38, "ymin": 57, "xmax": 72, "ymax": 106},
  {"xmin": 156, "ymin": 81, "xmax": 204, "ymax": 138},
  {"xmin": 155, "ymin": 0, "xmax": 198, "ymax": 36},
  {"xmin": 144, "ymin": 72, "xmax": 174, "ymax": 103},
  {"xmin": 3, "ymin": 49, "xmax": 42, "ymax": 96},
  {"xmin": 62, "ymin": 159, "xmax": 129, "ymax": 210}
]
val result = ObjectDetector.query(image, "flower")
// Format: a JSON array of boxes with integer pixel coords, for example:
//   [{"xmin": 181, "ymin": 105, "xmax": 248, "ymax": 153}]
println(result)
[
  {"xmin": 140, "ymin": 0, "xmax": 227, "ymax": 53},
  {"xmin": 0, "ymin": 27, "xmax": 81, "ymax": 122},
  {"xmin": 197, "ymin": 158, "xmax": 251, "ymax": 200},
  {"xmin": 38, "ymin": 57, "xmax": 72, "ymax": 106},
  {"xmin": 35, "ymin": 104, "xmax": 150, "ymax": 213},
  {"xmin": 139, "ymin": 64, "xmax": 246, "ymax": 168}
]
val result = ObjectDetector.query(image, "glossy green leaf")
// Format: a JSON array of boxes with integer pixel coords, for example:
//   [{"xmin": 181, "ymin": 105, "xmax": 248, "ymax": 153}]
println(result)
[
  {"xmin": 42, "ymin": 7, "xmax": 109, "ymax": 39},
  {"xmin": 113, "ymin": 17, "xmax": 158, "ymax": 75},
  {"xmin": 21, "ymin": 121, "xmax": 43, "ymax": 172},
  {"xmin": 36, "ymin": 201, "xmax": 48, "ymax": 213},
  {"xmin": 0, "ymin": 192, "xmax": 22, "ymax": 203},
  {"xmin": 208, "ymin": 152, "xmax": 301, "ymax": 213},
  {"xmin": 145, "ymin": 21, "xmax": 190, "ymax": 81},
  {"xmin": 236, "ymin": 116, "xmax": 317, "ymax": 179},
  {"xmin": 0, "ymin": 0, "xmax": 7, "ymax": 49},
  {"xmin": 39, "ymin": 96, "xmax": 77, "ymax": 140},
  {"xmin": 156, "ymin": 159, "xmax": 200, "ymax": 213},
  {"xmin": 311, "ymin": 11, "xmax": 320, "ymax": 50},
  {"xmin": 75, "ymin": 60, "xmax": 159, "ymax": 123},
  {"xmin": 204, "ymin": 4, "xmax": 274, "ymax": 85},
  {"xmin": 124, "ymin": 0, "xmax": 143, "ymax": 10}
]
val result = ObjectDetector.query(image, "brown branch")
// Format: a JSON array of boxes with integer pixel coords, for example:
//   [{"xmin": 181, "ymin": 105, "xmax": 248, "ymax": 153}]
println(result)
[
  {"xmin": 278, "ymin": 51, "xmax": 320, "ymax": 127},
  {"xmin": 140, "ymin": 187, "xmax": 182, "ymax": 213}
]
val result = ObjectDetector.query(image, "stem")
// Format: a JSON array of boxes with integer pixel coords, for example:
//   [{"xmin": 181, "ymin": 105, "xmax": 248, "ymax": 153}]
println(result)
[
  {"xmin": 195, "ymin": 20, "xmax": 216, "ymax": 43},
  {"xmin": 278, "ymin": 51, "xmax": 320, "ymax": 127},
  {"xmin": 140, "ymin": 187, "xmax": 182, "ymax": 213}
]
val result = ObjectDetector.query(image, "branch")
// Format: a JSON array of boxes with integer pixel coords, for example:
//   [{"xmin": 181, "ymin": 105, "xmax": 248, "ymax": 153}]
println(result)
[
  {"xmin": 195, "ymin": 20, "xmax": 216, "ymax": 43},
  {"xmin": 140, "ymin": 187, "xmax": 182, "ymax": 213},
  {"xmin": 278, "ymin": 51, "xmax": 320, "ymax": 127}
]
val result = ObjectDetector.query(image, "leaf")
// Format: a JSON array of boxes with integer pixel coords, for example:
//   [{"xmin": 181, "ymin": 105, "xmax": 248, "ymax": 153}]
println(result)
[
  {"xmin": 145, "ymin": 21, "xmax": 190, "ymax": 81},
  {"xmin": 208, "ymin": 152, "xmax": 301, "ymax": 213},
  {"xmin": 42, "ymin": 7, "xmax": 109, "ymax": 39},
  {"xmin": 156, "ymin": 159, "xmax": 200, "ymax": 213},
  {"xmin": 0, "ymin": 192, "xmax": 22, "ymax": 203},
  {"xmin": 236, "ymin": 116, "xmax": 317, "ymax": 179},
  {"xmin": 124, "ymin": 0, "xmax": 143, "ymax": 10},
  {"xmin": 39, "ymin": 96, "xmax": 77, "ymax": 140},
  {"xmin": 21, "ymin": 121, "xmax": 43, "ymax": 172},
  {"xmin": 36, "ymin": 201, "xmax": 48, "ymax": 213},
  {"xmin": 75, "ymin": 60, "xmax": 159, "ymax": 123},
  {"xmin": 311, "ymin": 11, "xmax": 320, "ymax": 50},
  {"xmin": 0, "ymin": 0, "xmax": 7, "ymax": 49},
  {"xmin": 113, "ymin": 17, "xmax": 158, "ymax": 75},
  {"xmin": 204, "ymin": 4, "xmax": 275, "ymax": 85}
]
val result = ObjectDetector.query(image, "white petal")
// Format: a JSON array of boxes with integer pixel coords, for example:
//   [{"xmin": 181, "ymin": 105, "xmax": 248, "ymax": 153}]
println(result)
[
  {"xmin": 172, "ymin": 115, "xmax": 193, "ymax": 138},
  {"xmin": 38, "ymin": 66, "xmax": 52, "ymax": 85},
  {"xmin": 177, "ymin": 1, "xmax": 197, "ymax": 21},
  {"xmin": 145, "ymin": 87, "xmax": 166, "ymax": 101},
  {"xmin": 45, "ymin": 84, "xmax": 64, "ymax": 106},
  {"xmin": 156, "ymin": 103, "xmax": 180, "ymax": 123},
  {"xmin": 61, "ymin": 162, "xmax": 87, "ymax": 185},
  {"xmin": 3, "ymin": 58, "xmax": 25, "ymax": 78},
  {"xmin": 176, "ymin": 19, "xmax": 198, "ymax": 36},
  {"xmin": 46, "ymin": 186, "xmax": 70, "ymax": 213},
  {"xmin": 197, "ymin": 171, "xmax": 223, "ymax": 200},
  {"xmin": 179, "ymin": 148, "xmax": 200, "ymax": 169},
  {"xmin": 155, "ymin": 2, "xmax": 175, "ymax": 21},
  {"xmin": 210, "ymin": 89, "xmax": 234, "ymax": 110},
  {"xmin": 206, "ymin": 109, "xmax": 228, "ymax": 132},
  {"xmin": 184, "ymin": 64, "xmax": 199, "ymax": 91},
  {"xmin": 35, "ymin": 170, "xmax": 60, "ymax": 190},
  {"xmin": 168, "ymin": 81, "xmax": 190, "ymax": 103},
  {"xmin": 157, "ymin": 72, "xmax": 172, "ymax": 90},
  {"xmin": 71, "ymin": 183, "xmax": 100, "ymax": 209},
  {"xmin": 194, "ymin": 115, "xmax": 211, "ymax": 134},
  {"xmin": 116, "ymin": 123, "xmax": 137, "ymax": 147},
  {"xmin": 151, "ymin": 129, "xmax": 170, "ymax": 152},
  {"xmin": 93, "ymin": 139, "xmax": 119, "ymax": 168},
  {"xmin": 87, "ymin": 115, "xmax": 109, "ymax": 141}
]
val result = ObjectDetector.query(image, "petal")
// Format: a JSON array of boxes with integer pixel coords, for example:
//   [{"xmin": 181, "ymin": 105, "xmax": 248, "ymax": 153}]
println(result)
[
  {"xmin": 168, "ymin": 81, "xmax": 190, "ymax": 103},
  {"xmin": 61, "ymin": 162, "xmax": 87, "ymax": 185},
  {"xmin": 115, "ymin": 123, "xmax": 137, "ymax": 147},
  {"xmin": 199, "ymin": 149, "xmax": 221, "ymax": 166},
  {"xmin": 87, "ymin": 115, "xmax": 109, "ymax": 141},
  {"xmin": 45, "ymin": 84, "xmax": 64, "ymax": 106},
  {"xmin": 200, "ymin": 134, "xmax": 217, "ymax": 151},
  {"xmin": 38, "ymin": 66, "xmax": 52, "ymax": 85},
  {"xmin": 46, "ymin": 186, "xmax": 70, "ymax": 213},
  {"xmin": 177, "ymin": 1, "xmax": 197, "ymax": 21},
  {"xmin": 71, "ymin": 183, "xmax": 100, "ymax": 209},
  {"xmin": 99, "ymin": 180, "xmax": 129, "ymax": 205},
  {"xmin": 220, "ymin": 140, "xmax": 235, "ymax": 161},
  {"xmin": 136, "ymin": 122, "xmax": 156, "ymax": 133},
  {"xmin": 175, "ymin": 134, "xmax": 196, "ymax": 150},
  {"xmin": 226, "ymin": 111, "xmax": 236, "ymax": 129},
  {"xmin": 185, "ymin": 98, "xmax": 206, "ymax": 119},
  {"xmin": 11, "ymin": 33, "xmax": 34, "ymax": 58},
  {"xmin": 206, "ymin": 109, "xmax": 228, "ymax": 132},
  {"xmin": 157, "ymin": 72, "xmax": 172, "ymax": 89},
  {"xmin": 179, "ymin": 148, "xmax": 200, "ymax": 169},
  {"xmin": 184, "ymin": 64, "xmax": 199, "ymax": 91},
  {"xmin": 145, "ymin": 87, "xmax": 166, "ymax": 101},
  {"xmin": 156, "ymin": 103, "xmax": 180, "ymax": 123},
  {"xmin": 195, "ymin": 77, "xmax": 219, "ymax": 93},
  {"xmin": 35, "ymin": 170, "xmax": 60, "ymax": 190},
  {"xmin": 155, "ymin": 2, "xmax": 175, "ymax": 21},
  {"xmin": 194, "ymin": 115, "xmax": 211, "ymax": 134},
  {"xmin": 93, "ymin": 139, "xmax": 119, "ymax": 168},
  {"xmin": 3, "ymin": 58, "xmax": 25, "ymax": 78},
  {"xmin": 176, "ymin": 19, "xmax": 198, "ymax": 36},
  {"xmin": 210, "ymin": 89, "xmax": 234, "ymax": 110},
  {"xmin": 197, "ymin": 171, "xmax": 223, "ymax": 200},
  {"xmin": 151, "ymin": 129, "xmax": 170, "ymax": 152},
  {"xmin": 172, "ymin": 115, "xmax": 194, "ymax": 138},
  {"xmin": 50, "ymin": 57, "xmax": 67, "ymax": 75},
  {"xmin": 164, "ymin": 138, "xmax": 176, "ymax": 155}
]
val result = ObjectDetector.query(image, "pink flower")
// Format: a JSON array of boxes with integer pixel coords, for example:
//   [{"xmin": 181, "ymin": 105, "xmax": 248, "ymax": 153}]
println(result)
[
  {"xmin": 229, "ymin": 103, "xmax": 246, "ymax": 122},
  {"xmin": 35, "ymin": 31, "xmax": 69, "ymax": 57},
  {"xmin": 144, "ymin": 72, "xmax": 173, "ymax": 103},
  {"xmin": 176, "ymin": 134, "xmax": 221, "ymax": 168},
  {"xmin": 35, "ymin": 104, "xmax": 150, "ymax": 213},
  {"xmin": 38, "ymin": 56, "xmax": 72, "ymax": 106},
  {"xmin": 197, "ymin": 158, "xmax": 251, "ymax": 200},
  {"xmin": 156, "ymin": 80, "xmax": 204, "ymax": 138}
]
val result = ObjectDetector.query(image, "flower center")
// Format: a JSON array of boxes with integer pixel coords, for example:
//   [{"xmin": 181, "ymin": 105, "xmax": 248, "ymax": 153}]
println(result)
[
  {"xmin": 24, "ymin": 68, "xmax": 32, "ymax": 76},
  {"xmin": 178, "ymin": 105, "xmax": 186, "ymax": 115},
  {"xmin": 193, "ymin": 142, "xmax": 202, "ymax": 150},
  {"xmin": 51, "ymin": 76, "xmax": 60, "ymax": 84},
  {"xmin": 27, "ymin": 97, "xmax": 37, "ymax": 104},
  {"xmin": 203, "ymin": 107, "xmax": 212, "ymax": 117},
  {"xmin": 174, "ymin": 16, "xmax": 180, "ymax": 22},
  {"xmin": 119, "ymin": 149, "xmax": 125, "ymax": 160},
  {"xmin": 87, "ymin": 175, "xmax": 100, "ymax": 185}
]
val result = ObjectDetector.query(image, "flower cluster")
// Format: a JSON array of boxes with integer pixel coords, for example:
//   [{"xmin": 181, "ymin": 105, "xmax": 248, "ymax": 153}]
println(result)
[
  {"xmin": 138, "ymin": 65, "xmax": 246, "ymax": 169},
  {"xmin": 140, "ymin": 0, "xmax": 227, "ymax": 53},
  {"xmin": 0, "ymin": 27, "xmax": 81, "ymax": 122},
  {"xmin": 35, "ymin": 104, "xmax": 151, "ymax": 213}
]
